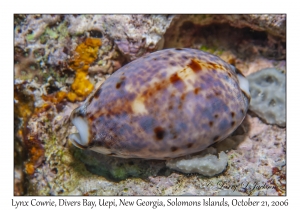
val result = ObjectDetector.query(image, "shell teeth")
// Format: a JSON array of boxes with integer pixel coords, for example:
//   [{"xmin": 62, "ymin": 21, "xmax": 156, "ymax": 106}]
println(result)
[
  {"xmin": 69, "ymin": 133, "xmax": 88, "ymax": 149},
  {"xmin": 69, "ymin": 116, "xmax": 90, "ymax": 147},
  {"xmin": 229, "ymin": 65, "xmax": 251, "ymax": 102},
  {"xmin": 237, "ymin": 73, "xmax": 251, "ymax": 102}
]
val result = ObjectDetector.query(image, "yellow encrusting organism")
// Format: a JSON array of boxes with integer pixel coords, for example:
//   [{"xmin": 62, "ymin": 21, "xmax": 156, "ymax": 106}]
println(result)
[
  {"xmin": 66, "ymin": 37, "xmax": 102, "ymax": 102},
  {"xmin": 53, "ymin": 37, "xmax": 102, "ymax": 102}
]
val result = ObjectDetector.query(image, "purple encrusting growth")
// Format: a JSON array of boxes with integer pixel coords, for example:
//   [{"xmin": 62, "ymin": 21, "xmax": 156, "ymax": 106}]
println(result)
[{"xmin": 69, "ymin": 48, "xmax": 250, "ymax": 159}]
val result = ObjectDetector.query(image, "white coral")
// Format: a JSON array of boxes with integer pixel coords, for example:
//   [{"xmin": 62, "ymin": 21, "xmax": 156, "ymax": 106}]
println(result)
[{"xmin": 166, "ymin": 149, "xmax": 228, "ymax": 177}]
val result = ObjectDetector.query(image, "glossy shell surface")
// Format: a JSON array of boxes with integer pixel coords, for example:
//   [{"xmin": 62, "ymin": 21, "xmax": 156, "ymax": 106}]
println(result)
[{"xmin": 69, "ymin": 48, "xmax": 250, "ymax": 159}]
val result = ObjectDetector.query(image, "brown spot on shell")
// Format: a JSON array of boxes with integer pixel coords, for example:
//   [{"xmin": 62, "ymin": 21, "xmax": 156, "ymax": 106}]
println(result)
[
  {"xmin": 171, "ymin": 146, "xmax": 178, "ymax": 152},
  {"xmin": 89, "ymin": 115, "xmax": 96, "ymax": 121},
  {"xmin": 240, "ymin": 109, "xmax": 245, "ymax": 115},
  {"xmin": 214, "ymin": 90, "xmax": 221, "ymax": 96},
  {"xmin": 194, "ymin": 87, "xmax": 200, "ymax": 94},
  {"xmin": 209, "ymin": 121, "xmax": 214, "ymax": 127},
  {"xmin": 154, "ymin": 126, "xmax": 165, "ymax": 140},
  {"xmin": 213, "ymin": 136, "xmax": 220, "ymax": 142},
  {"xmin": 207, "ymin": 61, "xmax": 225, "ymax": 71},
  {"xmin": 181, "ymin": 93, "xmax": 186, "ymax": 100},
  {"xmin": 214, "ymin": 114, "xmax": 218, "ymax": 118},
  {"xmin": 116, "ymin": 76, "xmax": 126, "ymax": 89},
  {"xmin": 116, "ymin": 82, "xmax": 122, "ymax": 89},
  {"xmin": 155, "ymin": 83, "xmax": 163, "ymax": 91},
  {"xmin": 231, "ymin": 112, "xmax": 235, "ymax": 118},
  {"xmin": 94, "ymin": 88, "xmax": 102, "ymax": 99},
  {"xmin": 186, "ymin": 143, "xmax": 193, "ymax": 148},
  {"xmin": 187, "ymin": 59, "xmax": 202, "ymax": 72},
  {"xmin": 231, "ymin": 121, "xmax": 235, "ymax": 126},
  {"xmin": 170, "ymin": 72, "xmax": 182, "ymax": 84}
]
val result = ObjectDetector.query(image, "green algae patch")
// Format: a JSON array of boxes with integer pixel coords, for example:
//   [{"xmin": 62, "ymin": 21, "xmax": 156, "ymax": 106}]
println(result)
[
  {"xmin": 45, "ymin": 28, "xmax": 58, "ymax": 39},
  {"xmin": 26, "ymin": 33, "xmax": 35, "ymax": 42},
  {"xmin": 57, "ymin": 22, "xmax": 69, "ymax": 40}
]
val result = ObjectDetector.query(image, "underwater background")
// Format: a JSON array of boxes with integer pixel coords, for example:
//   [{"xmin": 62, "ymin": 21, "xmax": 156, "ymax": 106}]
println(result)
[{"xmin": 14, "ymin": 14, "xmax": 286, "ymax": 195}]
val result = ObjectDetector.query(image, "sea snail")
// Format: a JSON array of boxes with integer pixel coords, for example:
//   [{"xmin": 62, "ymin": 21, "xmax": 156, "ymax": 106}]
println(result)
[{"xmin": 69, "ymin": 48, "xmax": 250, "ymax": 160}]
